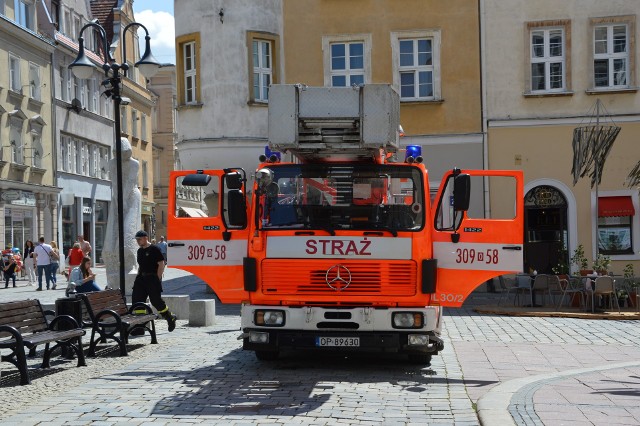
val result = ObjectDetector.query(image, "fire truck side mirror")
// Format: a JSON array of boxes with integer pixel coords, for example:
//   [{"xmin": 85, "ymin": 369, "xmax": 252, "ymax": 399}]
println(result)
[
  {"xmin": 226, "ymin": 190, "xmax": 247, "ymax": 228},
  {"xmin": 182, "ymin": 173, "xmax": 212, "ymax": 186},
  {"xmin": 453, "ymin": 174, "xmax": 471, "ymax": 212},
  {"xmin": 225, "ymin": 172, "xmax": 243, "ymax": 190}
]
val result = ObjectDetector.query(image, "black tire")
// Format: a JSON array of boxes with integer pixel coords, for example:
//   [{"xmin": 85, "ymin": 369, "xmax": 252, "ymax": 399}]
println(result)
[
  {"xmin": 407, "ymin": 353, "xmax": 432, "ymax": 365},
  {"xmin": 255, "ymin": 350, "xmax": 279, "ymax": 361}
]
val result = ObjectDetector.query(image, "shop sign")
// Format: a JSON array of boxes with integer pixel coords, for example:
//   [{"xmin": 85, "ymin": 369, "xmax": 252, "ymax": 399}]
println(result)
[
  {"xmin": 1, "ymin": 190, "xmax": 36, "ymax": 206},
  {"xmin": 82, "ymin": 206, "xmax": 92, "ymax": 214},
  {"xmin": 12, "ymin": 210, "xmax": 24, "ymax": 221},
  {"xmin": 142, "ymin": 205, "xmax": 152, "ymax": 214}
]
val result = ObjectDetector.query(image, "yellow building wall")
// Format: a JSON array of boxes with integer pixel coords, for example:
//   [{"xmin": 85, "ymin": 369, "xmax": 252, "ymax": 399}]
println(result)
[
  {"xmin": 488, "ymin": 122, "xmax": 640, "ymax": 274},
  {"xmin": 282, "ymin": 0, "xmax": 481, "ymax": 136}
]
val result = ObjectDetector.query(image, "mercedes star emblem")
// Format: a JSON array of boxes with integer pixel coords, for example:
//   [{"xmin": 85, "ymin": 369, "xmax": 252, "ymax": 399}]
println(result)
[{"xmin": 325, "ymin": 264, "xmax": 352, "ymax": 291}]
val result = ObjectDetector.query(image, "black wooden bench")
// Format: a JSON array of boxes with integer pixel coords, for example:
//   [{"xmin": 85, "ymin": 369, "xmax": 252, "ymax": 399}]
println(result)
[
  {"xmin": 0, "ymin": 299, "xmax": 86, "ymax": 385},
  {"xmin": 79, "ymin": 289, "xmax": 158, "ymax": 356}
]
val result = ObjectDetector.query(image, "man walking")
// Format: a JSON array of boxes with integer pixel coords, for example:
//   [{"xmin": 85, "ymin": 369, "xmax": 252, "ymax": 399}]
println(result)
[
  {"xmin": 156, "ymin": 236, "xmax": 168, "ymax": 263},
  {"xmin": 33, "ymin": 237, "xmax": 54, "ymax": 291},
  {"xmin": 133, "ymin": 230, "xmax": 177, "ymax": 331},
  {"xmin": 77, "ymin": 235, "xmax": 92, "ymax": 258}
]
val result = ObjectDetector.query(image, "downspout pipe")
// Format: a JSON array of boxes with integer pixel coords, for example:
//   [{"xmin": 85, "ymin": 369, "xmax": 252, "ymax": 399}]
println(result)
[{"xmin": 479, "ymin": 0, "xmax": 491, "ymax": 219}]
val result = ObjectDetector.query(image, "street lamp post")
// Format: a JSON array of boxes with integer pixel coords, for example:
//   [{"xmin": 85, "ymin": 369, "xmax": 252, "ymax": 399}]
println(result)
[{"xmin": 69, "ymin": 22, "xmax": 160, "ymax": 296}]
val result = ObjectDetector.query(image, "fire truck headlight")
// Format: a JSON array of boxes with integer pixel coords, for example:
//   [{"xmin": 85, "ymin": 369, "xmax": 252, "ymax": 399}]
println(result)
[
  {"xmin": 249, "ymin": 331, "xmax": 269, "ymax": 343},
  {"xmin": 392, "ymin": 312, "xmax": 423, "ymax": 329},
  {"xmin": 408, "ymin": 334, "xmax": 430, "ymax": 346},
  {"xmin": 255, "ymin": 310, "xmax": 285, "ymax": 326}
]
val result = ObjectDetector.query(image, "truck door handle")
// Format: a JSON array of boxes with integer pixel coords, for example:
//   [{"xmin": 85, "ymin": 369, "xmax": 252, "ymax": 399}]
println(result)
[
  {"xmin": 502, "ymin": 246, "xmax": 522, "ymax": 250},
  {"xmin": 168, "ymin": 243, "xmax": 185, "ymax": 247}
]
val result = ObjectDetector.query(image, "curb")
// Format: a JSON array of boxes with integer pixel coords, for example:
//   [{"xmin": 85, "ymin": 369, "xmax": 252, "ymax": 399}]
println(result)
[{"xmin": 476, "ymin": 360, "xmax": 640, "ymax": 426}]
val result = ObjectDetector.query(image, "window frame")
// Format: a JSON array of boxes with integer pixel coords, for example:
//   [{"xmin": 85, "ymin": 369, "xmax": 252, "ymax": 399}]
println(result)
[
  {"xmin": 252, "ymin": 39, "xmax": 273, "ymax": 102},
  {"xmin": 14, "ymin": 0, "xmax": 34, "ymax": 30},
  {"xmin": 176, "ymin": 33, "xmax": 201, "ymax": 106},
  {"xmin": 525, "ymin": 20, "xmax": 572, "ymax": 96},
  {"xmin": 28, "ymin": 62, "xmax": 40, "ymax": 100},
  {"xmin": 529, "ymin": 27, "xmax": 566, "ymax": 93},
  {"xmin": 593, "ymin": 191, "xmax": 640, "ymax": 261},
  {"xmin": 322, "ymin": 34, "xmax": 371, "ymax": 88},
  {"xmin": 9, "ymin": 53, "xmax": 21, "ymax": 92},
  {"xmin": 590, "ymin": 16, "xmax": 635, "ymax": 90},
  {"xmin": 247, "ymin": 31, "xmax": 280, "ymax": 105},
  {"xmin": 390, "ymin": 30, "xmax": 441, "ymax": 102},
  {"xmin": 329, "ymin": 41, "xmax": 365, "ymax": 87}
]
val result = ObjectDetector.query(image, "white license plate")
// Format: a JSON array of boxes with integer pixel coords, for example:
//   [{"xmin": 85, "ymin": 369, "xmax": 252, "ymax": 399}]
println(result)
[{"xmin": 316, "ymin": 337, "xmax": 360, "ymax": 347}]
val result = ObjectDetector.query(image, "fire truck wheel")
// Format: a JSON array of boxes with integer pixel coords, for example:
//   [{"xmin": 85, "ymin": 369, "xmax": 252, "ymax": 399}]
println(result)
[
  {"xmin": 407, "ymin": 353, "xmax": 432, "ymax": 365},
  {"xmin": 255, "ymin": 350, "xmax": 279, "ymax": 361}
]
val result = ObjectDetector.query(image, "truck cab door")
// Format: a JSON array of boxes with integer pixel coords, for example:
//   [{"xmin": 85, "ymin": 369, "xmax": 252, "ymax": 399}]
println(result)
[
  {"xmin": 167, "ymin": 169, "xmax": 250, "ymax": 303},
  {"xmin": 431, "ymin": 169, "xmax": 524, "ymax": 307}
]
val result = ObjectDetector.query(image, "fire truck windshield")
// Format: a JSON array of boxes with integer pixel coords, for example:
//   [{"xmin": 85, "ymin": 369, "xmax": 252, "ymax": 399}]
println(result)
[{"xmin": 259, "ymin": 164, "xmax": 424, "ymax": 233}]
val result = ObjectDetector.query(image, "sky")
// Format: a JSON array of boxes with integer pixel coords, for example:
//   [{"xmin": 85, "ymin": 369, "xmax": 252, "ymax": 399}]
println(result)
[{"xmin": 132, "ymin": 0, "xmax": 176, "ymax": 65}]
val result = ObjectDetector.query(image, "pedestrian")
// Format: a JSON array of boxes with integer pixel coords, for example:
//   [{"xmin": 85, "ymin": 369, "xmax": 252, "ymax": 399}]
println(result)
[
  {"xmin": 67, "ymin": 242, "xmax": 84, "ymax": 282},
  {"xmin": 156, "ymin": 236, "xmax": 168, "ymax": 263},
  {"xmin": 77, "ymin": 235, "xmax": 92, "ymax": 258},
  {"xmin": 3, "ymin": 254, "xmax": 17, "ymax": 288},
  {"xmin": 49, "ymin": 241, "xmax": 61, "ymax": 288},
  {"xmin": 66, "ymin": 256, "xmax": 101, "ymax": 296},
  {"xmin": 23, "ymin": 240, "xmax": 36, "ymax": 285},
  {"xmin": 33, "ymin": 237, "xmax": 54, "ymax": 291},
  {"xmin": 133, "ymin": 230, "xmax": 177, "ymax": 332}
]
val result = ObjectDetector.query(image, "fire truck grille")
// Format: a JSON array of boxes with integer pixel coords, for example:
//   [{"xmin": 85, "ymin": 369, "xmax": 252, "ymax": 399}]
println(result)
[{"xmin": 261, "ymin": 260, "xmax": 417, "ymax": 296}]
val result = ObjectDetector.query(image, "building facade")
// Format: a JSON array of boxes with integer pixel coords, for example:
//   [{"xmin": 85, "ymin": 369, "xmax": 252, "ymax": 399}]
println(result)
[
  {"xmin": 147, "ymin": 65, "xmax": 177, "ymax": 239},
  {"xmin": 0, "ymin": 0, "xmax": 59, "ymax": 254},
  {"xmin": 39, "ymin": 0, "xmax": 115, "ymax": 264},
  {"xmin": 174, "ymin": 0, "xmax": 485, "ymax": 212},
  {"xmin": 483, "ymin": 0, "xmax": 640, "ymax": 274}
]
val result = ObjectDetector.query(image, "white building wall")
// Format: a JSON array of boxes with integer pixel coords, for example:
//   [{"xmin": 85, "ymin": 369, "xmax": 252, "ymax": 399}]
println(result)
[{"xmin": 175, "ymin": 0, "xmax": 283, "ymax": 175}]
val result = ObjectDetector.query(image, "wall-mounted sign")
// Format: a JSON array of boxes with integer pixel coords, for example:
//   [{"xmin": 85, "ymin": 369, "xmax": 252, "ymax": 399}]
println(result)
[
  {"xmin": 1, "ymin": 190, "xmax": 36, "ymax": 206},
  {"xmin": 82, "ymin": 206, "xmax": 92, "ymax": 214}
]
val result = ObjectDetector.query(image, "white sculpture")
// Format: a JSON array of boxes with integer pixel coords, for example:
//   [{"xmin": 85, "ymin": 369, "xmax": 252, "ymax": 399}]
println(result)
[{"xmin": 103, "ymin": 137, "xmax": 141, "ymax": 292}]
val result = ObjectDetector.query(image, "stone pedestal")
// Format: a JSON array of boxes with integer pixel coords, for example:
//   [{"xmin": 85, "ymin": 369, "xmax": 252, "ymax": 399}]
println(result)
[
  {"xmin": 189, "ymin": 299, "xmax": 215, "ymax": 327},
  {"xmin": 163, "ymin": 295, "xmax": 190, "ymax": 320}
]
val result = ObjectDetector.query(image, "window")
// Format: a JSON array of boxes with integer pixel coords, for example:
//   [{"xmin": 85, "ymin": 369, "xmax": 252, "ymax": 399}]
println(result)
[
  {"xmin": 70, "ymin": 139, "xmax": 77, "ymax": 174},
  {"xmin": 141, "ymin": 114, "xmax": 147, "ymax": 141},
  {"xmin": 598, "ymin": 196, "xmax": 636, "ymax": 255},
  {"xmin": 73, "ymin": 16, "xmax": 80, "ymax": 38},
  {"xmin": 100, "ymin": 147, "xmax": 109, "ymax": 179},
  {"xmin": 9, "ymin": 54, "xmax": 21, "ymax": 92},
  {"xmin": 58, "ymin": 66, "xmax": 66, "ymax": 101},
  {"xmin": 31, "ymin": 135, "xmax": 41, "ymax": 168},
  {"xmin": 329, "ymin": 42, "xmax": 364, "ymax": 87},
  {"xmin": 131, "ymin": 109, "xmax": 138, "ymax": 138},
  {"xmin": 59, "ymin": 136, "xmax": 67, "ymax": 171},
  {"xmin": 142, "ymin": 160, "xmax": 148, "ymax": 188},
  {"xmin": 29, "ymin": 63, "xmax": 40, "ymax": 100},
  {"xmin": 594, "ymin": 24, "xmax": 629, "ymax": 88},
  {"xmin": 391, "ymin": 31, "xmax": 440, "ymax": 101},
  {"xmin": 176, "ymin": 33, "xmax": 201, "ymax": 105},
  {"xmin": 252, "ymin": 39, "xmax": 272, "ymax": 101},
  {"xmin": 63, "ymin": 8, "xmax": 71, "ymax": 37},
  {"xmin": 248, "ymin": 32, "xmax": 279, "ymax": 104},
  {"xmin": 14, "ymin": 0, "xmax": 33, "ymax": 30},
  {"xmin": 51, "ymin": 1, "xmax": 60, "ymax": 30},
  {"xmin": 90, "ymin": 79, "xmax": 98, "ymax": 112},
  {"xmin": 120, "ymin": 106, "xmax": 127, "ymax": 134},
  {"xmin": 9, "ymin": 124, "xmax": 23, "ymax": 164},
  {"xmin": 73, "ymin": 76, "xmax": 79, "ymax": 101},
  {"xmin": 530, "ymin": 28, "xmax": 565, "ymax": 92},
  {"xmin": 66, "ymin": 68, "xmax": 73, "ymax": 101}
]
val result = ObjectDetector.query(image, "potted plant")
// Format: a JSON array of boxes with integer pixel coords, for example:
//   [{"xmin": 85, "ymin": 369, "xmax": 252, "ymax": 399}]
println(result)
[
  {"xmin": 617, "ymin": 289, "xmax": 629, "ymax": 308},
  {"xmin": 571, "ymin": 244, "xmax": 591, "ymax": 275},
  {"xmin": 624, "ymin": 264, "xmax": 638, "ymax": 309},
  {"xmin": 552, "ymin": 244, "xmax": 569, "ymax": 278},
  {"xmin": 592, "ymin": 254, "xmax": 611, "ymax": 275}
]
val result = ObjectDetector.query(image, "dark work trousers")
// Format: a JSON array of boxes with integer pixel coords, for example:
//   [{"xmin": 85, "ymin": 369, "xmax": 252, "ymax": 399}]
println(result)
[{"xmin": 132, "ymin": 274, "xmax": 167, "ymax": 312}]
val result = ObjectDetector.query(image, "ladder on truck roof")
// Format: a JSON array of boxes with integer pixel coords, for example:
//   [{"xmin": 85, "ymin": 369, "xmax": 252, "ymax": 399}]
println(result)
[{"xmin": 268, "ymin": 84, "xmax": 400, "ymax": 163}]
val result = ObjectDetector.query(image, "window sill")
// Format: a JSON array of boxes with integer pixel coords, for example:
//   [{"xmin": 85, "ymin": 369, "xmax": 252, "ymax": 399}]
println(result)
[
  {"xmin": 586, "ymin": 87, "xmax": 638, "ymax": 95},
  {"xmin": 523, "ymin": 91, "xmax": 574, "ymax": 98},
  {"xmin": 9, "ymin": 162, "xmax": 28, "ymax": 172},
  {"xmin": 0, "ymin": 160, "xmax": 7, "ymax": 168},
  {"xmin": 28, "ymin": 98, "xmax": 44, "ymax": 110},
  {"xmin": 30, "ymin": 166, "xmax": 47, "ymax": 175},
  {"xmin": 7, "ymin": 89, "xmax": 24, "ymax": 103},
  {"xmin": 247, "ymin": 100, "xmax": 269, "ymax": 107},
  {"xmin": 176, "ymin": 102, "xmax": 204, "ymax": 111},
  {"xmin": 400, "ymin": 98, "xmax": 444, "ymax": 105}
]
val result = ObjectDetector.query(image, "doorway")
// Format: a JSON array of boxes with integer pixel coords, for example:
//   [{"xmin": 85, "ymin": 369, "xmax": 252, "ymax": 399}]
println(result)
[{"xmin": 524, "ymin": 185, "xmax": 568, "ymax": 274}]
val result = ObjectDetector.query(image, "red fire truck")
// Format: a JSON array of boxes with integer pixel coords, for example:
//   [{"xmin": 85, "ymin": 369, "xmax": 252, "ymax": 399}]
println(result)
[{"xmin": 168, "ymin": 84, "xmax": 523, "ymax": 363}]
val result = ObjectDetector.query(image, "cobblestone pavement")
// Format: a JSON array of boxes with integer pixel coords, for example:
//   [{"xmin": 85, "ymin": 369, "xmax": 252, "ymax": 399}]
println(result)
[{"xmin": 2, "ymin": 274, "xmax": 640, "ymax": 425}]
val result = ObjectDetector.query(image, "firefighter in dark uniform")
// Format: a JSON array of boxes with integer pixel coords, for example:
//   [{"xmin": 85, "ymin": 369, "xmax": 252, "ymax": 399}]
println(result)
[{"xmin": 134, "ymin": 230, "xmax": 177, "ymax": 332}]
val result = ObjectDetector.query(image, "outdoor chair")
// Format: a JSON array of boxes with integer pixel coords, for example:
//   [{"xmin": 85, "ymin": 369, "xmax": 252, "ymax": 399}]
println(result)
[
  {"xmin": 497, "ymin": 275, "xmax": 521, "ymax": 306},
  {"xmin": 508, "ymin": 274, "xmax": 533, "ymax": 306},
  {"xmin": 531, "ymin": 274, "xmax": 551, "ymax": 307},
  {"xmin": 550, "ymin": 275, "xmax": 585, "ymax": 310},
  {"xmin": 586, "ymin": 276, "xmax": 620, "ymax": 313}
]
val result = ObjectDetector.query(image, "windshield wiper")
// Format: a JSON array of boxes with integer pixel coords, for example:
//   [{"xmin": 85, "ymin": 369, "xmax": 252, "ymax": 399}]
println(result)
[
  {"xmin": 307, "ymin": 222, "xmax": 336, "ymax": 236},
  {"xmin": 370, "ymin": 224, "xmax": 398, "ymax": 237}
]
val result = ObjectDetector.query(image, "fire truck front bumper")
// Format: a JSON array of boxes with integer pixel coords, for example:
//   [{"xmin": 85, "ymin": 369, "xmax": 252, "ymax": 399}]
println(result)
[{"xmin": 240, "ymin": 305, "xmax": 444, "ymax": 355}]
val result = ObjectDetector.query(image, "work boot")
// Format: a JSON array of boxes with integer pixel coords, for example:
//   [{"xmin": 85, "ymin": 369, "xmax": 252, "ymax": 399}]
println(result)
[{"xmin": 161, "ymin": 311, "xmax": 177, "ymax": 332}]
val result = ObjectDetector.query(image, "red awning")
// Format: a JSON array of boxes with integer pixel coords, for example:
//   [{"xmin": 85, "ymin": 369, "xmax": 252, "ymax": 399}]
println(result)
[{"xmin": 598, "ymin": 196, "xmax": 635, "ymax": 217}]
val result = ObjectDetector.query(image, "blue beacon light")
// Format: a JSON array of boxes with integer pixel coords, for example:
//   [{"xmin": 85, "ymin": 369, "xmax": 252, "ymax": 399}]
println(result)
[
  {"xmin": 260, "ymin": 145, "xmax": 281, "ymax": 162},
  {"xmin": 405, "ymin": 145, "xmax": 423, "ymax": 163}
]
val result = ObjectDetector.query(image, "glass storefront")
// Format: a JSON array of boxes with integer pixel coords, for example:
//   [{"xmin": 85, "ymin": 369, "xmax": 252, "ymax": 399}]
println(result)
[
  {"xmin": 95, "ymin": 200, "xmax": 108, "ymax": 263},
  {"xmin": 4, "ymin": 208, "xmax": 34, "ymax": 254},
  {"xmin": 62, "ymin": 204, "xmax": 76, "ymax": 257}
]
